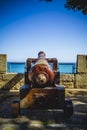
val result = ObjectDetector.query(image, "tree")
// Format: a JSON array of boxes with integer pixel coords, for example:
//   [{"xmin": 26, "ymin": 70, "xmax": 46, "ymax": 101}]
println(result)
[
  {"xmin": 64, "ymin": 0, "xmax": 87, "ymax": 15},
  {"xmin": 40, "ymin": 0, "xmax": 87, "ymax": 15}
]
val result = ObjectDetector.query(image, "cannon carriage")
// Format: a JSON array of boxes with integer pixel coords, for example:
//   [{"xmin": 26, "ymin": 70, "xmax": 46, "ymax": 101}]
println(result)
[{"xmin": 12, "ymin": 51, "xmax": 73, "ymax": 117}]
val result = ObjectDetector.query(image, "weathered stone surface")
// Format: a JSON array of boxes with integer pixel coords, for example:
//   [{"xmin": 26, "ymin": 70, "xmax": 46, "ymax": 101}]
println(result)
[
  {"xmin": 60, "ymin": 74, "xmax": 75, "ymax": 88},
  {"xmin": 12, "ymin": 78, "xmax": 24, "ymax": 90},
  {"xmin": 60, "ymin": 74, "xmax": 74, "ymax": 82},
  {"xmin": 77, "ymin": 55, "xmax": 87, "ymax": 73},
  {"xmin": 0, "ymin": 54, "xmax": 7, "ymax": 74},
  {"xmin": 76, "ymin": 74, "xmax": 87, "ymax": 88},
  {"xmin": 0, "ymin": 54, "xmax": 87, "ymax": 90},
  {"xmin": 0, "ymin": 73, "xmax": 87, "ymax": 90},
  {"xmin": 0, "ymin": 73, "xmax": 24, "ymax": 90},
  {"xmin": 61, "ymin": 82, "xmax": 74, "ymax": 88}
]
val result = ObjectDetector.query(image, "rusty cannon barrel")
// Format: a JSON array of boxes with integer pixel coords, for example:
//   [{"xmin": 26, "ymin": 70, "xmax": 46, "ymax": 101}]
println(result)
[{"xmin": 28, "ymin": 51, "xmax": 55, "ymax": 87}]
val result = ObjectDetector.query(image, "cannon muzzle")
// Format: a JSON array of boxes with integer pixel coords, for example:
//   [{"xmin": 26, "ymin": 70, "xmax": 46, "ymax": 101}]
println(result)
[
  {"xmin": 36, "ymin": 73, "xmax": 48, "ymax": 85},
  {"xmin": 28, "ymin": 51, "xmax": 55, "ymax": 86}
]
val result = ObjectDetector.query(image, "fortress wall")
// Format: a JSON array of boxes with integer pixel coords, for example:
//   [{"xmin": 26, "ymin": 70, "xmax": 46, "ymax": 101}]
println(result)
[
  {"xmin": 0, "ymin": 54, "xmax": 7, "ymax": 74},
  {"xmin": 0, "ymin": 73, "xmax": 24, "ymax": 90},
  {"xmin": 60, "ymin": 74, "xmax": 75, "ymax": 88},
  {"xmin": 0, "ymin": 54, "xmax": 87, "ymax": 90}
]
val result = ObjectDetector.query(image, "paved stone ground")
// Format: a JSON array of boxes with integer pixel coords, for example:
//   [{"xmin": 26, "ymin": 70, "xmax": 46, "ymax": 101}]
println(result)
[{"xmin": 0, "ymin": 89, "xmax": 87, "ymax": 130}]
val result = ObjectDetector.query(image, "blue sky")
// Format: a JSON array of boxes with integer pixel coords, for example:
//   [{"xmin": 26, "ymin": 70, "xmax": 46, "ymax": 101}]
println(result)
[{"xmin": 0, "ymin": 0, "xmax": 87, "ymax": 62}]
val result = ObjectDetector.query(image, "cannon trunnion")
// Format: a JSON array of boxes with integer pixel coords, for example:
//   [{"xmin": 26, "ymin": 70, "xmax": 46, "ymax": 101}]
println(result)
[{"xmin": 12, "ymin": 52, "xmax": 73, "ymax": 118}]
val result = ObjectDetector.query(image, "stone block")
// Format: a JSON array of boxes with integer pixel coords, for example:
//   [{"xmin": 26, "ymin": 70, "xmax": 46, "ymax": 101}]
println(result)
[
  {"xmin": 60, "ymin": 74, "xmax": 75, "ymax": 88},
  {"xmin": 2, "ymin": 74, "xmax": 17, "ymax": 81},
  {"xmin": 0, "ymin": 73, "xmax": 24, "ymax": 90},
  {"xmin": 76, "ymin": 74, "xmax": 87, "ymax": 88},
  {"xmin": 60, "ymin": 74, "xmax": 75, "ymax": 82},
  {"xmin": 77, "ymin": 55, "xmax": 87, "ymax": 73},
  {"xmin": 61, "ymin": 82, "xmax": 74, "ymax": 88},
  {"xmin": 0, "ymin": 54, "xmax": 7, "ymax": 74}
]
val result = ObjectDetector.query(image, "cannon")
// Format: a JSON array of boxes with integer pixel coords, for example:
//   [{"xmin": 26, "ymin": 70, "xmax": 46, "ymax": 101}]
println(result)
[{"xmin": 12, "ymin": 51, "xmax": 73, "ymax": 117}]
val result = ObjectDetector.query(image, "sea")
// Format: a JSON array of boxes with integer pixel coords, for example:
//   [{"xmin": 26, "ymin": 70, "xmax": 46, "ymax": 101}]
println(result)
[{"xmin": 7, "ymin": 62, "xmax": 76, "ymax": 74}]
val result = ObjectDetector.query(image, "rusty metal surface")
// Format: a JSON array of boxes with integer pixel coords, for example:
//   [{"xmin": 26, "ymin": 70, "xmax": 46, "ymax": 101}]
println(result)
[
  {"xmin": 25, "ymin": 53, "xmax": 60, "ymax": 85},
  {"xmin": 26, "ymin": 58, "xmax": 58, "ymax": 71},
  {"xmin": 20, "ymin": 87, "xmax": 65, "ymax": 109},
  {"xmin": 22, "ymin": 54, "xmax": 61, "ymax": 110}
]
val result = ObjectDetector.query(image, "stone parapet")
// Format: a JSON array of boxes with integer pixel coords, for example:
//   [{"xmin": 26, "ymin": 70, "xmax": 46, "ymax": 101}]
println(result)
[
  {"xmin": 0, "ymin": 73, "xmax": 24, "ymax": 90},
  {"xmin": 0, "ymin": 54, "xmax": 87, "ymax": 90},
  {"xmin": 0, "ymin": 54, "xmax": 7, "ymax": 74},
  {"xmin": 0, "ymin": 73, "xmax": 87, "ymax": 90},
  {"xmin": 75, "ymin": 73, "xmax": 87, "ymax": 88},
  {"xmin": 0, "ymin": 73, "xmax": 76, "ymax": 90},
  {"xmin": 60, "ymin": 74, "xmax": 75, "ymax": 88},
  {"xmin": 77, "ymin": 55, "xmax": 87, "ymax": 73}
]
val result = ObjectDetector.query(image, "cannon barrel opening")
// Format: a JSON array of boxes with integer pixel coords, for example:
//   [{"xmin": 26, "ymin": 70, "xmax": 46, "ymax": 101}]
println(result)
[{"xmin": 28, "ymin": 51, "xmax": 55, "ymax": 87}]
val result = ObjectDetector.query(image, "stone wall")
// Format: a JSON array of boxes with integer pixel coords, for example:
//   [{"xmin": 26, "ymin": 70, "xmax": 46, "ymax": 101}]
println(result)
[
  {"xmin": 0, "ymin": 73, "xmax": 24, "ymax": 90},
  {"xmin": 60, "ymin": 74, "xmax": 75, "ymax": 88},
  {"xmin": 0, "ymin": 54, "xmax": 7, "ymax": 74},
  {"xmin": 75, "ymin": 74, "xmax": 87, "ymax": 88},
  {"xmin": 0, "ymin": 54, "xmax": 87, "ymax": 90},
  {"xmin": 77, "ymin": 55, "xmax": 87, "ymax": 73},
  {"xmin": 0, "ymin": 73, "xmax": 75, "ymax": 90},
  {"xmin": 0, "ymin": 73, "xmax": 87, "ymax": 90},
  {"xmin": 76, "ymin": 54, "xmax": 87, "ymax": 88}
]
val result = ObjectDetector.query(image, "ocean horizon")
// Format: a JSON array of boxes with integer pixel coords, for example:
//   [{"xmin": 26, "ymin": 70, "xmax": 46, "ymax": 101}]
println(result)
[{"xmin": 7, "ymin": 62, "xmax": 76, "ymax": 74}]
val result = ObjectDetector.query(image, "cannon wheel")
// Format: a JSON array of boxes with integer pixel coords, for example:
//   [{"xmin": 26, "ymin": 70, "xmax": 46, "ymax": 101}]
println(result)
[
  {"xmin": 12, "ymin": 99, "xmax": 20, "ymax": 118},
  {"xmin": 63, "ymin": 99, "xmax": 73, "ymax": 118}
]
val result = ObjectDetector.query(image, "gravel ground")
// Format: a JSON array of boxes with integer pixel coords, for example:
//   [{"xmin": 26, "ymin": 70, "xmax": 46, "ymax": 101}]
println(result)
[{"xmin": 0, "ymin": 89, "xmax": 87, "ymax": 130}]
